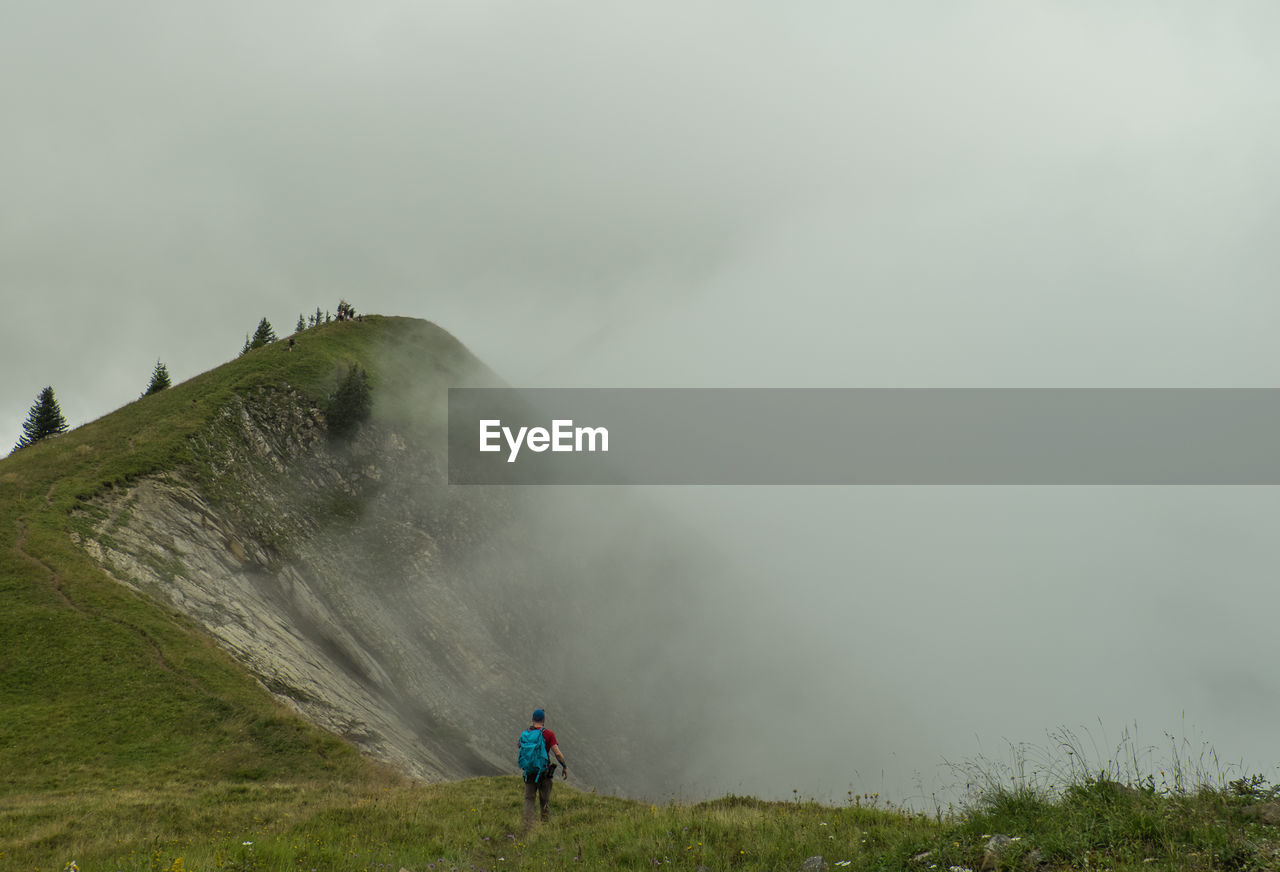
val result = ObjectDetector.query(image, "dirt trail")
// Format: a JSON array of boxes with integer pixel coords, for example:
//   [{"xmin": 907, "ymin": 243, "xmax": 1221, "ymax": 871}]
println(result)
[
  {"xmin": 14, "ymin": 518, "xmax": 80, "ymax": 613},
  {"xmin": 12, "ymin": 515, "xmax": 182, "ymax": 677}
]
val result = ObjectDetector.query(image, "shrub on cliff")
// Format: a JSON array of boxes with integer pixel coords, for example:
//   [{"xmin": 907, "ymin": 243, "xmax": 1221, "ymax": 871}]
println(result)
[{"xmin": 326, "ymin": 365, "xmax": 371, "ymax": 440}]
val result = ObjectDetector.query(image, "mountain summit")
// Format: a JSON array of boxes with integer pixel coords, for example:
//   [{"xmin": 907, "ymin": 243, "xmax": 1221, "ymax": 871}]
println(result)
[{"xmin": 1, "ymin": 316, "xmax": 702, "ymax": 797}]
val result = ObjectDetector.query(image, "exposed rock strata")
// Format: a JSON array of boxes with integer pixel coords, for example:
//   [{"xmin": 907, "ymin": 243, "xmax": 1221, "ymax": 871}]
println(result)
[{"xmin": 77, "ymin": 384, "xmax": 614, "ymax": 787}]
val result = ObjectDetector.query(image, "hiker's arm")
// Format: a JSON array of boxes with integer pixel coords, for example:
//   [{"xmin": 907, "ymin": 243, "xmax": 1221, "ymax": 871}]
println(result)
[{"xmin": 550, "ymin": 742, "xmax": 567, "ymax": 777}]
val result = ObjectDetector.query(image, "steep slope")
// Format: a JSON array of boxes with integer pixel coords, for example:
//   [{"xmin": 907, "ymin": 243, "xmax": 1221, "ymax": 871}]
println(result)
[
  {"xmin": 0, "ymin": 323, "xmax": 397, "ymax": 792},
  {"xmin": 1, "ymin": 315, "xmax": 706, "ymax": 797},
  {"xmin": 74, "ymin": 374, "xmax": 556, "ymax": 782}
]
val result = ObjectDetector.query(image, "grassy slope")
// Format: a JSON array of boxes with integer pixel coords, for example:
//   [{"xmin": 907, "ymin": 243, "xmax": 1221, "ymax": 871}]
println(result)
[
  {"xmin": 0, "ymin": 316, "xmax": 478, "ymax": 794},
  {"xmin": 3, "ymin": 771, "xmax": 1278, "ymax": 872},
  {"xmin": 1, "ymin": 316, "xmax": 1277, "ymax": 871}
]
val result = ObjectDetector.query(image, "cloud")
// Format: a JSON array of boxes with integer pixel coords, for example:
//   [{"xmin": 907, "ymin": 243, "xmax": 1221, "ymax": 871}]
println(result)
[{"xmin": 4, "ymin": 1, "xmax": 1280, "ymax": 799}]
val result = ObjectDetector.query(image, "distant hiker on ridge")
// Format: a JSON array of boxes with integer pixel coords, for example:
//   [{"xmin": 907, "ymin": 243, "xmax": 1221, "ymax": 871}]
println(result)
[{"xmin": 517, "ymin": 708, "xmax": 567, "ymax": 830}]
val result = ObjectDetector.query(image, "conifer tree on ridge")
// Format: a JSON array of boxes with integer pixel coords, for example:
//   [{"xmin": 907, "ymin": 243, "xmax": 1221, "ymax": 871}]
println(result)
[
  {"xmin": 13, "ymin": 386, "xmax": 68, "ymax": 453},
  {"xmin": 143, "ymin": 360, "xmax": 171, "ymax": 397},
  {"xmin": 240, "ymin": 317, "xmax": 277, "ymax": 355}
]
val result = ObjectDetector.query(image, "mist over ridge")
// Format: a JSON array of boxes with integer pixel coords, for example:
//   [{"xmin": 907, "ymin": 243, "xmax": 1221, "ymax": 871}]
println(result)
[
  {"xmin": 39, "ymin": 316, "xmax": 727, "ymax": 798},
  {"xmin": 4, "ymin": 2, "xmax": 1280, "ymax": 805}
]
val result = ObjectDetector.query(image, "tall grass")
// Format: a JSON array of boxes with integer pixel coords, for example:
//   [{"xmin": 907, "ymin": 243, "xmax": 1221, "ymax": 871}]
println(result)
[
  {"xmin": 947, "ymin": 722, "xmax": 1249, "ymax": 803},
  {"xmin": 943, "ymin": 724, "xmax": 1280, "ymax": 871}
]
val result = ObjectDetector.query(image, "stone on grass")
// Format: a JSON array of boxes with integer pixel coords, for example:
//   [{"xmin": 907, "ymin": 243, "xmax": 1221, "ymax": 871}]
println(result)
[{"xmin": 980, "ymin": 834, "xmax": 1013, "ymax": 871}]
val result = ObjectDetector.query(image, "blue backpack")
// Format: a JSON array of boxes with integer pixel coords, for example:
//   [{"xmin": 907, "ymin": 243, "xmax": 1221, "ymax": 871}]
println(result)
[{"xmin": 517, "ymin": 727, "xmax": 549, "ymax": 782}]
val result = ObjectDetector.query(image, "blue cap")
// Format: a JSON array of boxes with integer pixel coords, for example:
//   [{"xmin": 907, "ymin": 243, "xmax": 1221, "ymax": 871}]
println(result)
[{"xmin": 532, "ymin": 709, "xmax": 545, "ymax": 722}]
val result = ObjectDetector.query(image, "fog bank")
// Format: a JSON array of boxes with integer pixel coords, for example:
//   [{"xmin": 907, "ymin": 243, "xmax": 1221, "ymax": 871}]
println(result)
[{"xmin": 5, "ymin": 2, "xmax": 1280, "ymax": 801}]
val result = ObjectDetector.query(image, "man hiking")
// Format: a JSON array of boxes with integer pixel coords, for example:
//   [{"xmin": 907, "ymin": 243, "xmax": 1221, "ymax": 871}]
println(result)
[{"xmin": 517, "ymin": 708, "xmax": 567, "ymax": 829}]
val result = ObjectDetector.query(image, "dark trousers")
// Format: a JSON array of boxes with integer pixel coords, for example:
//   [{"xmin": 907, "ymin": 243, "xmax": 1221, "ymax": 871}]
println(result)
[{"xmin": 523, "ymin": 772, "xmax": 554, "ymax": 828}]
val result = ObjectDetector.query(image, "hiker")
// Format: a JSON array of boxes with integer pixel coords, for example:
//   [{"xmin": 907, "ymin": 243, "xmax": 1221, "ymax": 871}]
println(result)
[{"xmin": 517, "ymin": 708, "xmax": 567, "ymax": 829}]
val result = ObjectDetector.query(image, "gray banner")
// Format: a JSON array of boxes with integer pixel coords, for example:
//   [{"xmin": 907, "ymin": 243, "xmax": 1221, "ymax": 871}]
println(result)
[{"xmin": 447, "ymin": 388, "xmax": 1280, "ymax": 484}]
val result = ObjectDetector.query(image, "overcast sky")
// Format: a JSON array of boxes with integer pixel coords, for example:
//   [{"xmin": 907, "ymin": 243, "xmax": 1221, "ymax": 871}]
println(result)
[{"xmin": 4, "ymin": 2, "xmax": 1280, "ymax": 800}]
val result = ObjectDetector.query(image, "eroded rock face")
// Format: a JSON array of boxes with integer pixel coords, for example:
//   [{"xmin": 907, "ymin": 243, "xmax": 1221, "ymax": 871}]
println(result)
[{"xmin": 77, "ymin": 385, "xmax": 613, "ymax": 787}]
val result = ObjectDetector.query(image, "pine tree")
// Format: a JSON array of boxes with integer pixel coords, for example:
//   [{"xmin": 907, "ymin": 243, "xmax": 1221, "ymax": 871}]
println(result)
[
  {"xmin": 251, "ymin": 317, "xmax": 276, "ymax": 348},
  {"xmin": 296, "ymin": 314, "xmax": 306, "ymax": 333},
  {"xmin": 13, "ymin": 386, "xmax": 68, "ymax": 452},
  {"xmin": 143, "ymin": 360, "xmax": 171, "ymax": 397},
  {"xmin": 241, "ymin": 317, "xmax": 277, "ymax": 355},
  {"xmin": 326, "ymin": 365, "xmax": 372, "ymax": 440},
  {"xmin": 314, "ymin": 306, "xmax": 324, "ymax": 327}
]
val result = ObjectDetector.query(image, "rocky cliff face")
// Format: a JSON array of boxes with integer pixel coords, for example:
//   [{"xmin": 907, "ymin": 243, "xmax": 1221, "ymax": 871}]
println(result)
[{"xmin": 74, "ymin": 381, "xmax": 631, "ymax": 788}]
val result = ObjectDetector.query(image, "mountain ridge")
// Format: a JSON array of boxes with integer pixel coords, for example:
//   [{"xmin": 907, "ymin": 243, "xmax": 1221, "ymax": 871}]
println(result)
[{"xmin": 0, "ymin": 315, "xmax": 655, "ymax": 794}]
